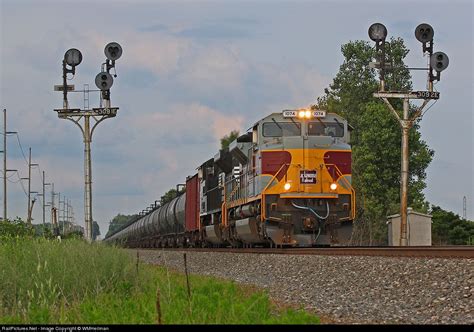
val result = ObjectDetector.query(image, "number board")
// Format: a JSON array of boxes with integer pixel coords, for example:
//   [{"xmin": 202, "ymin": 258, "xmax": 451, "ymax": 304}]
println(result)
[
  {"xmin": 416, "ymin": 91, "xmax": 440, "ymax": 99},
  {"xmin": 93, "ymin": 108, "xmax": 117, "ymax": 116},
  {"xmin": 312, "ymin": 110, "xmax": 326, "ymax": 117},
  {"xmin": 300, "ymin": 170, "xmax": 317, "ymax": 184},
  {"xmin": 282, "ymin": 110, "xmax": 297, "ymax": 118}
]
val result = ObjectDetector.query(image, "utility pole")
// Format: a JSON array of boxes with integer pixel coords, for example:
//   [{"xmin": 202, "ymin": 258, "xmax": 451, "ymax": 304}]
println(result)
[
  {"xmin": 54, "ymin": 43, "xmax": 122, "ymax": 241},
  {"xmin": 42, "ymin": 171, "xmax": 51, "ymax": 227},
  {"xmin": 58, "ymin": 192, "xmax": 62, "ymax": 234},
  {"xmin": 61, "ymin": 195, "xmax": 66, "ymax": 234},
  {"xmin": 26, "ymin": 147, "xmax": 39, "ymax": 224},
  {"xmin": 71, "ymin": 205, "xmax": 75, "ymax": 224},
  {"xmin": 52, "ymin": 207, "xmax": 59, "ymax": 237},
  {"xmin": 463, "ymin": 196, "xmax": 467, "ymax": 220},
  {"xmin": 2, "ymin": 109, "xmax": 17, "ymax": 221},
  {"xmin": 368, "ymin": 23, "xmax": 449, "ymax": 246},
  {"xmin": 66, "ymin": 198, "xmax": 70, "ymax": 231},
  {"xmin": 62, "ymin": 197, "xmax": 66, "ymax": 232},
  {"xmin": 27, "ymin": 197, "xmax": 37, "ymax": 225},
  {"xmin": 51, "ymin": 183, "xmax": 57, "ymax": 229},
  {"xmin": 3, "ymin": 109, "xmax": 5, "ymax": 222}
]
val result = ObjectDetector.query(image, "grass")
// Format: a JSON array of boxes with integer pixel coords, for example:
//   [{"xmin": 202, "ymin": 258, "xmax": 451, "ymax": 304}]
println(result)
[{"xmin": 0, "ymin": 237, "xmax": 319, "ymax": 324}]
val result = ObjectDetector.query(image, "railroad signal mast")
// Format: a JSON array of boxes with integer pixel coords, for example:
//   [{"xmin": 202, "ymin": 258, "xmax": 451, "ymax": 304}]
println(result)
[
  {"xmin": 54, "ymin": 43, "xmax": 123, "ymax": 242},
  {"xmin": 368, "ymin": 23, "xmax": 449, "ymax": 246}
]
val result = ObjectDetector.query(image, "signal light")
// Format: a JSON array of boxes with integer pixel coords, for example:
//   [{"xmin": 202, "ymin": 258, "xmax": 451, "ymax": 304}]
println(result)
[
  {"xmin": 368, "ymin": 23, "xmax": 387, "ymax": 42},
  {"xmin": 95, "ymin": 71, "xmax": 114, "ymax": 90},
  {"xmin": 330, "ymin": 183, "xmax": 338, "ymax": 191},
  {"xmin": 284, "ymin": 183, "xmax": 291, "ymax": 191},
  {"xmin": 64, "ymin": 48, "xmax": 83, "ymax": 67},
  {"xmin": 430, "ymin": 52, "xmax": 449, "ymax": 72},
  {"xmin": 368, "ymin": 23, "xmax": 388, "ymax": 87},
  {"xmin": 415, "ymin": 23, "xmax": 434, "ymax": 44},
  {"xmin": 104, "ymin": 42, "xmax": 123, "ymax": 61}
]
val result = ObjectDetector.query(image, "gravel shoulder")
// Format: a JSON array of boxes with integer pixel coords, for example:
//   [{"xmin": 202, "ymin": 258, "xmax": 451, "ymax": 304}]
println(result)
[{"xmin": 134, "ymin": 249, "xmax": 473, "ymax": 324}]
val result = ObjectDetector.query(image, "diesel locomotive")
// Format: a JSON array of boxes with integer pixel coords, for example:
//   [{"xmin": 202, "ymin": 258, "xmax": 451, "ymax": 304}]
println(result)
[{"xmin": 105, "ymin": 108, "xmax": 355, "ymax": 247}]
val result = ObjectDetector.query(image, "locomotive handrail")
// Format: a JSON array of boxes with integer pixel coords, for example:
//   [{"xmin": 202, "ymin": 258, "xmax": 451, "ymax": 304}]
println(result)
[
  {"xmin": 221, "ymin": 188, "xmax": 227, "ymax": 227},
  {"xmin": 325, "ymin": 163, "xmax": 352, "ymax": 190},
  {"xmin": 222, "ymin": 172, "xmax": 249, "ymax": 225},
  {"xmin": 325, "ymin": 163, "xmax": 356, "ymax": 220},
  {"xmin": 261, "ymin": 163, "xmax": 292, "ymax": 221}
]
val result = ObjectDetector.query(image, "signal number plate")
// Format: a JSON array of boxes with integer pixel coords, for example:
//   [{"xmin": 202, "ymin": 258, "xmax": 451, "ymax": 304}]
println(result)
[{"xmin": 416, "ymin": 91, "xmax": 440, "ymax": 99}]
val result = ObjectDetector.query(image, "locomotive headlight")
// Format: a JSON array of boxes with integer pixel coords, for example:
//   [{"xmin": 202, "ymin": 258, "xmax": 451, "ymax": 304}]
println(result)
[
  {"xmin": 330, "ymin": 182, "xmax": 338, "ymax": 191},
  {"xmin": 298, "ymin": 110, "xmax": 305, "ymax": 118},
  {"xmin": 305, "ymin": 110, "xmax": 311, "ymax": 118},
  {"xmin": 284, "ymin": 182, "xmax": 291, "ymax": 191}
]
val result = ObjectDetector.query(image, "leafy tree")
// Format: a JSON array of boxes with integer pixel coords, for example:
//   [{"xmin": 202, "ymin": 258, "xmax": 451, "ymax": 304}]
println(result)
[
  {"xmin": 220, "ymin": 130, "xmax": 240, "ymax": 149},
  {"xmin": 105, "ymin": 214, "xmax": 138, "ymax": 238},
  {"xmin": 32, "ymin": 223, "xmax": 54, "ymax": 238},
  {"xmin": 431, "ymin": 205, "xmax": 474, "ymax": 245},
  {"xmin": 448, "ymin": 226, "xmax": 469, "ymax": 245},
  {"xmin": 160, "ymin": 189, "xmax": 178, "ymax": 205},
  {"xmin": 92, "ymin": 221, "xmax": 100, "ymax": 241},
  {"xmin": 318, "ymin": 38, "xmax": 433, "ymax": 245}
]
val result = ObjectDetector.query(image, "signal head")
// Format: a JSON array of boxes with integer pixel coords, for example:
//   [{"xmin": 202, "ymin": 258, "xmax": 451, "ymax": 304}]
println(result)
[
  {"xmin": 104, "ymin": 42, "xmax": 122, "ymax": 61},
  {"xmin": 415, "ymin": 23, "xmax": 434, "ymax": 44},
  {"xmin": 95, "ymin": 71, "xmax": 114, "ymax": 90},
  {"xmin": 368, "ymin": 23, "xmax": 387, "ymax": 42},
  {"xmin": 64, "ymin": 48, "xmax": 83, "ymax": 66},
  {"xmin": 430, "ymin": 52, "xmax": 449, "ymax": 72}
]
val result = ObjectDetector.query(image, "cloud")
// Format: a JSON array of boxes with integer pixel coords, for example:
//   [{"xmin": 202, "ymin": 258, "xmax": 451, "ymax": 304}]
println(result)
[
  {"xmin": 139, "ymin": 17, "xmax": 260, "ymax": 40},
  {"xmin": 177, "ymin": 24, "xmax": 251, "ymax": 40},
  {"xmin": 139, "ymin": 23, "xmax": 169, "ymax": 32}
]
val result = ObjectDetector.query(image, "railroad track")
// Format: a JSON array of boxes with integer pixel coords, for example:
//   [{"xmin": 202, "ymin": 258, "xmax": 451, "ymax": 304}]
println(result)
[{"xmin": 147, "ymin": 246, "xmax": 474, "ymax": 258}]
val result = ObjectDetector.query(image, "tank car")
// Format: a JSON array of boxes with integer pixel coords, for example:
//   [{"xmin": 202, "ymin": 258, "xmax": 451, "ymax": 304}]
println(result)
[{"xmin": 105, "ymin": 108, "xmax": 355, "ymax": 247}]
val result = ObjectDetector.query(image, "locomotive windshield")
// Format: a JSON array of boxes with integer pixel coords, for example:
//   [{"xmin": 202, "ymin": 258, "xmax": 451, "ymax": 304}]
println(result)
[
  {"xmin": 308, "ymin": 122, "xmax": 344, "ymax": 137},
  {"xmin": 263, "ymin": 122, "xmax": 301, "ymax": 137}
]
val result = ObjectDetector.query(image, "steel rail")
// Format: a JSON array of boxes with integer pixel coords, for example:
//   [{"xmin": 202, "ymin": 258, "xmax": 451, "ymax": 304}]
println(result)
[{"xmin": 143, "ymin": 246, "xmax": 474, "ymax": 259}]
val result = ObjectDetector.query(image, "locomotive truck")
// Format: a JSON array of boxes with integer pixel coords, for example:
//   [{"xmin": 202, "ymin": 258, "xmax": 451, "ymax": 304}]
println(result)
[{"xmin": 105, "ymin": 108, "xmax": 355, "ymax": 247}]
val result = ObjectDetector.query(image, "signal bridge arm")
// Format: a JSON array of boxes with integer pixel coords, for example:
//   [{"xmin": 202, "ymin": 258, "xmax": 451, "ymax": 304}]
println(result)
[{"xmin": 53, "ymin": 107, "xmax": 119, "ymax": 138}]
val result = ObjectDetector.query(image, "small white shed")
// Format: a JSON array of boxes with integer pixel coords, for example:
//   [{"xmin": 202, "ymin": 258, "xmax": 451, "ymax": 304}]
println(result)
[{"xmin": 387, "ymin": 208, "xmax": 432, "ymax": 246}]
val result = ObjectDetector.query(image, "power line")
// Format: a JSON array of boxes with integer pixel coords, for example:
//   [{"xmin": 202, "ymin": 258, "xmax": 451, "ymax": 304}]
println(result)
[
  {"xmin": 15, "ymin": 133, "xmax": 48, "ymax": 203},
  {"xmin": 35, "ymin": 165, "xmax": 43, "ymax": 183},
  {"xmin": 1, "ymin": 171, "xmax": 18, "ymax": 180},
  {"xmin": 14, "ymin": 171, "xmax": 28, "ymax": 198},
  {"xmin": 14, "ymin": 133, "xmax": 29, "ymax": 166}
]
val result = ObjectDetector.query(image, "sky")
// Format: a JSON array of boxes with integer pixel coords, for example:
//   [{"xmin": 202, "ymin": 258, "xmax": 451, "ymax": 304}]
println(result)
[{"xmin": 0, "ymin": 0, "xmax": 472, "ymax": 236}]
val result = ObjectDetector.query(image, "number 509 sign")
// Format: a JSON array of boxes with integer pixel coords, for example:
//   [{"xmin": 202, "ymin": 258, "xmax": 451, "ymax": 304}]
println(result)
[{"xmin": 93, "ymin": 108, "xmax": 117, "ymax": 116}]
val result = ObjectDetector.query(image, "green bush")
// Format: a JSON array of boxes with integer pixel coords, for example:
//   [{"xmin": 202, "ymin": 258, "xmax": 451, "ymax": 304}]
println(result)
[{"xmin": 0, "ymin": 218, "xmax": 35, "ymax": 239}]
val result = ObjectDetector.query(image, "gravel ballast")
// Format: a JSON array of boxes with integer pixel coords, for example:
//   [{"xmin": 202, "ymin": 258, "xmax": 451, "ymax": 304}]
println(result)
[{"xmin": 135, "ymin": 249, "xmax": 473, "ymax": 324}]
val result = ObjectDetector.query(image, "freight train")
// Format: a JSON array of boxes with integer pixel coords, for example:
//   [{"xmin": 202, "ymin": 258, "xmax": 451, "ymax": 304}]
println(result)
[{"xmin": 104, "ymin": 108, "xmax": 355, "ymax": 247}]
